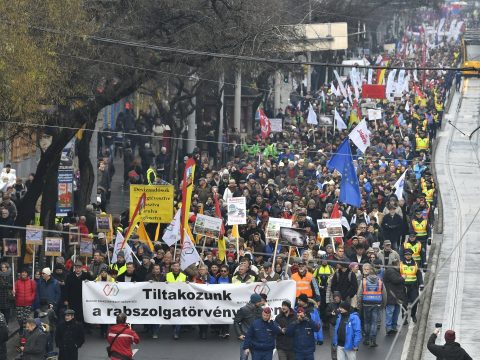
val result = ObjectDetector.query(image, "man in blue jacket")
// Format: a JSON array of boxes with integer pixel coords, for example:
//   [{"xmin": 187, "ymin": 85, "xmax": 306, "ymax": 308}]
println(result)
[
  {"xmin": 286, "ymin": 307, "xmax": 321, "ymax": 360},
  {"xmin": 243, "ymin": 307, "xmax": 281, "ymax": 360},
  {"xmin": 332, "ymin": 302, "xmax": 362, "ymax": 360},
  {"xmin": 36, "ymin": 268, "xmax": 61, "ymax": 310}
]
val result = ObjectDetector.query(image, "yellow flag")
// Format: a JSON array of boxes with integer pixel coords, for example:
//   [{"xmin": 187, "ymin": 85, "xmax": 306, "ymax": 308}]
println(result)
[
  {"xmin": 75, "ymin": 124, "xmax": 86, "ymax": 140},
  {"xmin": 137, "ymin": 220, "xmax": 154, "ymax": 251},
  {"xmin": 231, "ymin": 224, "xmax": 239, "ymax": 239},
  {"xmin": 218, "ymin": 237, "xmax": 226, "ymax": 261},
  {"xmin": 377, "ymin": 69, "xmax": 386, "ymax": 85}
]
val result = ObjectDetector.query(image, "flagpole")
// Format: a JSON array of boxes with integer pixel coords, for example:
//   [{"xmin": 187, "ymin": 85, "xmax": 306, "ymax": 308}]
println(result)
[
  {"xmin": 236, "ymin": 236, "xmax": 240, "ymax": 262},
  {"xmin": 32, "ymin": 246, "xmax": 35, "ymax": 279},
  {"xmin": 285, "ymin": 246, "xmax": 292, "ymax": 279},
  {"xmin": 271, "ymin": 239, "xmax": 279, "ymax": 266},
  {"xmin": 106, "ymin": 232, "xmax": 111, "ymax": 265}
]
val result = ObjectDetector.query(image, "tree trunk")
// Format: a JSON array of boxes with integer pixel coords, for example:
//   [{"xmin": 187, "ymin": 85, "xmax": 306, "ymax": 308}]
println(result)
[
  {"xmin": 40, "ymin": 153, "xmax": 61, "ymax": 230},
  {"xmin": 76, "ymin": 120, "xmax": 96, "ymax": 215}
]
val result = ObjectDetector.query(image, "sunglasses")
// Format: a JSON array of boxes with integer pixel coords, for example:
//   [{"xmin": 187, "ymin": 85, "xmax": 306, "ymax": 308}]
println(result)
[{"xmin": 220, "ymin": 270, "xmax": 228, "ymax": 273}]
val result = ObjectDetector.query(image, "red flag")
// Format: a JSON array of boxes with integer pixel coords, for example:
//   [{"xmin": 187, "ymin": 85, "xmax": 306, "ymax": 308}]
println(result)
[
  {"xmin": 259, "ymin": 108, "xmax": 271, "ymax": 139},
  {"xmin": 331, "ymin": 202, "xmax": 341, "ymax": 219},
  {"xmin": 361, "ymin": 84, "xmax": 386, "ymax": 99},
  {"xmin": 181, "ymin": 158, "xmax": 196, "ymax": 243},
  {"xmin": 214, "ymin": 193, "xmax": 225, "ymax": 237}
]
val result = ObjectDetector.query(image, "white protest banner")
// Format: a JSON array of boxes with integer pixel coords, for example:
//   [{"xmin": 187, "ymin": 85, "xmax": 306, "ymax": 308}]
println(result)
[
  {"xmin": 367, "ymin": 109, "xmax": 382, "ymax": 121},
  {"xmin": 163, "ymin": 209, "xmax": 181, "ymax": 246},
  {"xmin": 348, "ymin": 119, "xmax": 371, "ymax": 153},
  {"xmin": 317, "ymin": 219, "xmax": 344, "ymax": 238},
  {"xmin": 266, "ymin": 218, "xmax": 292, "ymax": 239},
  {"xmin": 180, "ymin": 229, "xmax": 201, "ymax": 270},
  {"xmin": 193, "ymin": 214, "xmax": 223, "ymax": 238},
  {"xmin": 111, "ymin": 232, "xmax": 133, "ymax": 263},
  {"xmin": 227, "ymin": 197, "xmax": 247, "ymax": 225},
  {"xmin": 269, "ymin": 118, "xmax": 283, "ymax": 133},
  {"xmin": 83, "ymin": 280, "xmax": 296, "ymax": 324},
  {"xmin": 394, "ymin": 170, "xmax": 407, "ymax": 201},
  {"xmin": 385, "ymin": 69, "xmax": 397, "ymax": 101},
  {"xmin": 334, "ymin": 109, "xmax": 347, "ymax": 131},
  {"xmin": 307, "ymin": 104, "xmax": 318, "ymax": 125}
]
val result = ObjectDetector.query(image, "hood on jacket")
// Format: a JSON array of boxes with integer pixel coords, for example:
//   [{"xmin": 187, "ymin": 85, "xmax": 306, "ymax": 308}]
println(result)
[{"xmin": 366, "ymin": 274, "xmax": 379, "ymax": 284}]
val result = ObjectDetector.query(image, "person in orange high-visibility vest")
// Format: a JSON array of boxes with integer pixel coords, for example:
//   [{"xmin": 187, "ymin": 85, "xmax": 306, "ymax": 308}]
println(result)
[{"xmin": 291, "ymin": 262, "xmax": 320, "ymax": 301}]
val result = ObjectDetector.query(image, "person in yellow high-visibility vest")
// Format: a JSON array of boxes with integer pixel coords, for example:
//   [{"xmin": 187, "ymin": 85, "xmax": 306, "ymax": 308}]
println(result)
[
  {"xmin": 403, "ymin": 233, "xmax": 422, "ymax": 266},
  {"xmin": 411, "ymin": 210, "xmax": 430, "ymax": 268},
  {"xmin": 415, "ymin": 131, "xmax": 430, "ymax": 155},
  {"xmin": 400, "ymin": 248, "xmax": 422, "ymax": 323},
  {"xmin": 146, "ymin": 163, "xmax": 158, "ymax": 185},
  {"xmin": 166, "ymin": 262, "xmax": 187, "ymax": 340}
]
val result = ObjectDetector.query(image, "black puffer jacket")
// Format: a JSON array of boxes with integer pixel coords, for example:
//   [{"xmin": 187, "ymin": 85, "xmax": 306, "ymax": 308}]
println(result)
[
  {"xmin": 383, "ymin": 267, "xmax": 407, "ymax": 305},
  {"xmin": 427, "ymin": 334, "xmax": 472, "ymax": 360},
  {"xmin": 275, "ymin": 310, "xmax": 296, "ymax": 351},
  {"xmin": 233, "ymin": 303, "xmax": 262, "ymax": 337}
]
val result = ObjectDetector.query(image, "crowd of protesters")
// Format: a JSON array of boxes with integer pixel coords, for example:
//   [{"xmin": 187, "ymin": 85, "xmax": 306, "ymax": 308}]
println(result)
[{"xmin": 0, "ymin": 5, "xmax": 474, "ymax": 360}]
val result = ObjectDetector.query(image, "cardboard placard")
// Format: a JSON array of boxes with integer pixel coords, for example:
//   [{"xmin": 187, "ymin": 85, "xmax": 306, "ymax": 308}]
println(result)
[
  {"xmin": 44, "ymin": 237, "xmax": 63, "ymax": 256},
  {"xmin": 3, "ymin": 238, "xmax": 20, "ymax": 257},
  {"xmin": 193, "ymin": 214, "xmax": 223, "ymax": 239},
  {"xmin": 96, "ymin": 214, "xmax": 112, "ymax": 233},
  {"xmin": 26, "ymin": 225, "xmax": 43, "ymax": 245}
]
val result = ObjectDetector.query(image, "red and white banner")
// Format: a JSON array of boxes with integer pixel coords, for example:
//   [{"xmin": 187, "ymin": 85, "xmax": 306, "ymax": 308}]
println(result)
[
  {"xmin": 348, "ymin": 119, "xmax": 371, "ymax": 153},
  {"xmin": 259, "ymin": 108, "xmax": 271, "ymax": 139},
  {"xmin": 361, "ymin": 84, "xmax": 386, "ymax": 99}
]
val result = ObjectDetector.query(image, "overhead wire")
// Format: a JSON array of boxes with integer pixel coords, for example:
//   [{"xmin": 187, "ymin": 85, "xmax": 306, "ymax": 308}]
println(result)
[
  {"xmin": 0, "ymin": 117, "xmax": 473, "ymax": 168},
  {"xmin": 2, "ymin": 20, "xmax": 474, "ymax": 72}
]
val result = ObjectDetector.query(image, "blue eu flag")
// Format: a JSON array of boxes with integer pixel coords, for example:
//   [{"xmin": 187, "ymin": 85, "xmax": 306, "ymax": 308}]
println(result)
[{"xmin": 327, "ymin": 139, "xmax": 361, "ymax": 208}]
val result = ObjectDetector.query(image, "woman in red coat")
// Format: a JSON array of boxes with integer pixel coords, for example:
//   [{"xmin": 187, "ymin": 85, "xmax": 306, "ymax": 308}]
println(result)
[{"xmin": 14, "ymin": 268, "xmax": 36, "ymax": 335}]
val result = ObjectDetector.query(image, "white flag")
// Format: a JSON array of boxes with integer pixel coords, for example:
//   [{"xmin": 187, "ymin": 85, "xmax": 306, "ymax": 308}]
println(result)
[
  {"xmin": 333, "ymin": 70, "xmax": 348, "ymax": 98},
  {"xmin": 330, "ymin": 82, "xmax": 340, "ymax": 97},
  {"xmin": 180, "ymin": 229, "xmax": 201, "ymax": 270},
  {"xmin": 394, "ymin": 170, "xmax": 407, "ymax": 200},
  {"xmin": 334, "ymin": 108, "xmax": 347, "ymax": 130},
  {"xmin": 307, "ymin": 104, "xmax": 318, "ymax": 125},
  {"xmin": 367, "ymin": 68, "xmax": 373, "ymax": 85},
  {"xmin": 386, "ymin": 69, "xmax": 397, "ymax": 101},
  {"xmin": 111, "ymin": 232, "xmax": 133, "ymax": 264},
  {"xmin": 348, "ymin": 118, "xmax": 371, "ymax": 153},
  {"xmin": 163, "ymin": 209, "xmax": 181, "ymax": 246}
]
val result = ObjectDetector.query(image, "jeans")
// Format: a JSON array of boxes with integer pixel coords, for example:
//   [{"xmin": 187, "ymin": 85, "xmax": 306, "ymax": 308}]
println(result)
[
  {"xmin": 277, "ymin": 349, "xmax": 295, "ymax": 360},
  {"xmin": 363, "ymin": 306, "xmax": 380, "ymax": 341},
  {"xmin": 251, "ymin": 350, "xmax": 273, "ymax": 360},
  {"xmin": 385, "ymin": 304, "xmax": 401, "ymax": 332},
  {"xmin": 240, "ymin": 340, "xmax": 249, "ymax": 360},
  {"xmin": 336, "ymin": 346, "xmax": 357, "ymax": 360},
  {"xmin": 295, "ymin": 353, "xmax": 315, "ymax": 360},
  {"xmin": 173, "ymin": 325, "xmax": 181, "ymax": 337}
]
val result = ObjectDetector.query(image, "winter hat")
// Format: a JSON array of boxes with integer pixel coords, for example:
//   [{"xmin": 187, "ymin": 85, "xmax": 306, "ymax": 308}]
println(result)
[
  {"xmin": 262, "ymin": 307, "xmax": 272, "ymax": 315},
  {"xmin": 42, "ymin": 268, "xmax": 51, "ymax": 276},
  {"xmin": 250, "ymin": 293, "xmax": 262, "ymax": 304},
  {"xmin": 297, "ymin": 294, "xmax": 309, "ymax": 304},
  {"xmin": 296, "ymin": 307, "xmax": 305, "ymax": 314},
  {"xmin": 444, "ymin": 330, "xmax": 456, "ymax": 342}
]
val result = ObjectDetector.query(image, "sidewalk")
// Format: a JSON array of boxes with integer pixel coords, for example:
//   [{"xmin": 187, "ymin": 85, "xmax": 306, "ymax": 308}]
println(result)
[{"xmin": 107, "ymin": 153, "xmax": 129, "ymax": 216}]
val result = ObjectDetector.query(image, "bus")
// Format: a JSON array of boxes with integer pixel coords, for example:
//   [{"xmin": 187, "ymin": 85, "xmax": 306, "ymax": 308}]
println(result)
[{"xmin": 462, "ymin": 30, "xmax": 480, "ymax": 76}]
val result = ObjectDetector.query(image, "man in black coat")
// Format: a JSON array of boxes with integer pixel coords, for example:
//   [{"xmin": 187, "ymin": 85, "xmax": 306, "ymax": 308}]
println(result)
[
  {"xmin": 64, "ymin": 260, "xmax": 92, "ymax": 323},
  {"xmin": 275, "ymin": 300, "xmax": 296, "ymax": 360},
  {"xmin": 55, "ymin": 309, "xmax": 85, "ymax": 360},
  {"xmin": 383, "ymin": 259, "xmax": 407, "ymax": 334},
  {"xmin": 381, "ymin": 205, "xmax": 404, "ymax": 250},
  {"xmin": 330, "ymin": 263, "xmax": 358, "ymax": 304},
  {"xmin": 427, "ymin": 328, "xmax": 472, "ymax": 360}
]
